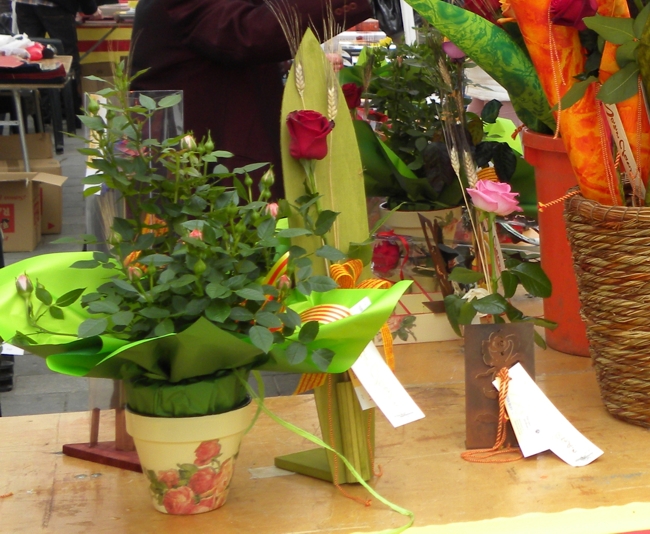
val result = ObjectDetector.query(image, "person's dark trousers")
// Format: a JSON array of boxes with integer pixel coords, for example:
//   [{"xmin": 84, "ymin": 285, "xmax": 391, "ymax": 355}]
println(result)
[{"xmin": 15, "ymin": 3, "xmax": 83, "ymax": 116}]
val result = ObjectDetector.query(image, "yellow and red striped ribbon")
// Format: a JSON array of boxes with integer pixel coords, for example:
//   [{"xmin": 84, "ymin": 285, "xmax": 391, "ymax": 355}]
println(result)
[{"xmin": 293, "ymin": 259, "xmax": 395, "ymax": 395}]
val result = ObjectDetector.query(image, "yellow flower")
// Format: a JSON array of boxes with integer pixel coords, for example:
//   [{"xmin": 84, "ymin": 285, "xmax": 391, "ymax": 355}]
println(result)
[{"xmin": 378, "ymin": 36, "xmax": 392, "ymax": 48}]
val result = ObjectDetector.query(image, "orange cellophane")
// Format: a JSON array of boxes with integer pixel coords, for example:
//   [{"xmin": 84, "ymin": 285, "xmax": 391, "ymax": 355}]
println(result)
[
  {"xmin": 597, "ymin": 0, "xmax": 650, "ymax": 190},
  {"xmin": 509, "ymin": 0, "xmax": 622, "ymax": 205}
]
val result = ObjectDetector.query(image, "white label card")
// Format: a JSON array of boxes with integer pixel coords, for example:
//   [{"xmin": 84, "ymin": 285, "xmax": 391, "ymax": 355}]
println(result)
[
  {"xmin": 352, "ymin": 342, "xmax": 425, "ymax": 427},
  {"xmin": 2, "ymin": 343, "xmax": 24, "ymax": 355},
  {"xmin": 494, "ymin": 363, "xmax": 603, "ymax": 467}
]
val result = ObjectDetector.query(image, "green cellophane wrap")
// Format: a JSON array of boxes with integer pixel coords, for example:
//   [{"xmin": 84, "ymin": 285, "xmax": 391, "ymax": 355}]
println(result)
[
  {"xmin": 0, "ymin": 252, "xmax": 410, "ymax": 411},
  {"xmin": 125, "ymin": 368, "xmax": 251, "ymax": 418}
]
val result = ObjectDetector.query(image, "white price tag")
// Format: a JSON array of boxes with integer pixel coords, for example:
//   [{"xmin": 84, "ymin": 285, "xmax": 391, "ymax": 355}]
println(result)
[
  {"xmin": 352, "ymin": 342, "xmax": 424, "ymax": 427},
  {"xmin": 494, "ymin": 363, "xmax": 603, "ymax": 467},
  {"xmin": 2, "ymin": 343, "xmax": 24, "ymax": 355}
]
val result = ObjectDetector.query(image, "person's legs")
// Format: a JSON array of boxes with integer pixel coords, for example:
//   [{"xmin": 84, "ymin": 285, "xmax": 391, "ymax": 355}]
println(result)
[{"xmin": 14, "ymin": 3, "xmax": 47, "ymax": 38}]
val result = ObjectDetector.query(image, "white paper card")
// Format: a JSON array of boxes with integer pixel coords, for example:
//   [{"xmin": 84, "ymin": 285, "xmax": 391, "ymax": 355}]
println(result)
[
  {"xmin": 352, "ymin": 342, "xmax": 425, "ymax": 427},
  {"xmin": 353, "ymin": 385, "xmax": 377, "ymax": 410},
  {"xmin": 2, "ymin": 343, "xmax": 24, "ymax": 355},
  {"xmin": 494, "ymin": 363, "xmax": 603, "ymax": 467}
]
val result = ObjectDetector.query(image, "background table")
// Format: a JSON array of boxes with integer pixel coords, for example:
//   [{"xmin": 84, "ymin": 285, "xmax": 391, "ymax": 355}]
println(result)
[{"xmin": 2, "ymin": 328, "xmax": 650, "ymax": 533}]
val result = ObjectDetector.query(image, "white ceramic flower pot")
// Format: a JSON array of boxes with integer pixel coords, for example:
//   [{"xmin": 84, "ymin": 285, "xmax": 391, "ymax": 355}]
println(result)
[
  {"xmin": 379, "ymin": 203, "xmax": 464, "ymax": 241},
  {"xmin": 126, "ymin": 401, "xmax": 253, "ymax": 515}
]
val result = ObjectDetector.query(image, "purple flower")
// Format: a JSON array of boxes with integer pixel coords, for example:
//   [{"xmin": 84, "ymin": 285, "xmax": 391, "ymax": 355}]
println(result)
[{"xmin": 442, "ymin": 40, "xmax": 466, "ymax": 61}]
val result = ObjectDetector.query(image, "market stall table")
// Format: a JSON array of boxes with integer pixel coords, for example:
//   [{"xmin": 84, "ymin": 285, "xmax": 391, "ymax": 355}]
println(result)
[{"xmin": 2, "ymin": 333, "xmax": 650, "ymax": 533}]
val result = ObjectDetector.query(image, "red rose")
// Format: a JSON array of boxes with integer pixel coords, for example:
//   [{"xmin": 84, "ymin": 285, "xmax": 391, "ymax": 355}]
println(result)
[
  {"xmin": 157, "ymin": 469, "xmax": 179, "ymax": 489},
  {"xmin": 194, "ymin": 439, "xmax": 221, "ymax": 466},
  {"xmin": 188, "ymin": 467, "xmax": 220, "ymax": 496},
  {"xmin": 286, "ymin": 110, "xmax": 334, "ymax": 160},
  {"xmin": 162, "ymin": 486, "xmax": 196, "ymax": 515},
  {"xmin": 550, "ymin": 0, "xmax": 597, "ymax": 31},
  {"xmin": 372, "ymin": 241, "xmax": 401, "ymax": 274},
  {"xmin": 213, "ymin": 458, "xmax": 234, "ymax": 494},
  {"xmin": 342, "ymin": 83, "xmax": 363, "ymax": 110},
  {"xmin": 192, "ymin": 493, "xmax": 218, "ymax": 514}
]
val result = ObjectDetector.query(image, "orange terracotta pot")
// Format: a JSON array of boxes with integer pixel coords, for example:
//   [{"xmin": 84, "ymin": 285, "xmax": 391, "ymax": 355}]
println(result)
[{"xmin": 522, "ymin": 130, "xmax": 589, "ymax": 357}]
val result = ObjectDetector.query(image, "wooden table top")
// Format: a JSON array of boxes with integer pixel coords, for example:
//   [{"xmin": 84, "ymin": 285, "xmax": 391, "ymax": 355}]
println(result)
[{"xmin": 2, "ymin": 323, "xmax": 650, "ymax": 533}]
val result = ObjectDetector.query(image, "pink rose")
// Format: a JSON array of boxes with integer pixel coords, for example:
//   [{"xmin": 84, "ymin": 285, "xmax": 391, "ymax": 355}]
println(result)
[
  {"xmin": 194, "ymin": 439, "xmax": 221, "ymax": 466},
  {"xmin": 189, "ymin": 228, "xmax": 203, "ymax": 240},
  {"xmin": 157, "ymin": 469, "xmax": 179, "ymax": 489},
  {"xmin": 286, "ymin": 110, "xmax": 334, "ymax": 160},
  {"xmin": 162, "ymin": 486, "xmax": 196, "ymax": 515},
  {"xmin": 213, "ymin": 458, "xmax": 234, "ymax": 495},
  {"xmin": 550, "ymin": 0, "xmax": 597, "ymax": 31},
  {"xmin": 466, "ymin": 180, "xmax": 523, "ymax": 217},
  {"xmin": 342, "ymin": 83, "xmax": 363, "ymax": 111},
  {"xmin": 15, "ymin": 273, "xmax": 33, "ymax": 296},
  {"xmin": 188, "ymin": 467, "xmax": 219, "ymax": 496}
]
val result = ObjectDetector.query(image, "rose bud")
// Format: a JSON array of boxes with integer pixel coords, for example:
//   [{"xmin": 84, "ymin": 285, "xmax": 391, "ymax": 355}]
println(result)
[
  {"xmin": 128, "ymin": 265, "xmax": 143, "ymax": 281},
  {"xmin": 15, "ymin": 273, "xmax": 33, "ymax": 297},
  {"xmin": 342, "ymin": 83, "xmax": 363, "ymax": 110},
  {"xmin": 180, "ymin": 134, "xmax": 197, "ymax": 151},
  {"xmin": 278, "ymin": 274, "xmax": 292, "ymax": 291},
  {"xmin": 189, "ymin": 228, "xmax": 203, "ymax": 241},
  {"xmin": 550, "ymin": 0, "xmax": 597, "ymax": 31},
  {"xmin": 265, "ymin": 203, "xmax": 279, "ymax": 218}
]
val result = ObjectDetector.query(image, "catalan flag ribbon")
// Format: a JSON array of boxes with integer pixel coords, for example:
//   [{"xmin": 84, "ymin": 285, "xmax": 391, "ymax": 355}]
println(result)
[{"xmin": 293, "ymin": 260, "xmax": 395, "ymax": 395}]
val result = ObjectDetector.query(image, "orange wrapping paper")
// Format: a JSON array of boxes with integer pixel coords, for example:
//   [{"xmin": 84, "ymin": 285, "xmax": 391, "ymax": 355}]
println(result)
[{"xmin": 510, "ymin": 0, "xmax": 622, "ymax": 204}]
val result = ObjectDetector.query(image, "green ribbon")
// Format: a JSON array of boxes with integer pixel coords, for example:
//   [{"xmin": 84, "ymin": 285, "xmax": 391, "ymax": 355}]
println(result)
[{"xmin": 240, "ymin": 370, "xmax": 415, "ymax": 533}]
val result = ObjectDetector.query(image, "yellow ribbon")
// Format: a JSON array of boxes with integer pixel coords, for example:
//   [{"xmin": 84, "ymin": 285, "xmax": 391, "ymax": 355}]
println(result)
[{"xmin": 293, "ymin": 259, "xmax": 395, "ymax": 395}]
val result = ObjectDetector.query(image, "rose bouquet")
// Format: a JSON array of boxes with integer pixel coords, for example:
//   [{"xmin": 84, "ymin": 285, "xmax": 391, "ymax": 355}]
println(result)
[
  {"xmin": 405, "ymin": 0, "xmax": 650, "ymax": 207},
  {"xmin": 0, "ymin": 63, "xmax": 409, "ymax": 419}
]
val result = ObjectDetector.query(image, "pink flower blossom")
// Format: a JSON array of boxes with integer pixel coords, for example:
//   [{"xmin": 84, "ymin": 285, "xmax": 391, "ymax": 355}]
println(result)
[
  {"xmin": 265, "ymin": 203, "xmax": 279, "ymax": 218},
  {"xmin": 162, "ymin": 486, "xmax": 196, "ymax": 515},
  {"xmin": 467, "ymin": 180, "xmax": 523, "ymax": 217},
  {"xmin": 15, "ymin": 273, "xmax": 33, "ymax": 296},
  {"xmin": 128, "ymin": 265, "xmax": 143, "ymax": 281},
  {"xmin": 194, "ymin": 439, "xmax": 221, "ymax": 466},
  {"xmin": 157, "ymin": 469, "xmax": 179, "ymax": 489},
  {"xmin": 189, "ymin": 228, "xmax": 203, "ymax": 241},
  {"xmin": 188, "ymin": 467, "xmax": 219, "ymax": 496},
  {"xmin": 442, "ymin": 40, "xmax": 466, "ymax": 61},
  {"xmin": 278, "ymin": 274, "xmax": 291, "ymax": 291}
]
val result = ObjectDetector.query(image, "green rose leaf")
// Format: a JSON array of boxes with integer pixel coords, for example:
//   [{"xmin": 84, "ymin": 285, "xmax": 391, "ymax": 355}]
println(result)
[
  {"xmin": 250, "ymin": 325, "xmax": 273, "ymax": 353},
  {"xmin": 78, "ymin": 317, "xmax": 108, "ymax": 338},
  {"xmin": 286, "ymin": 341, "xmax": 308, "ymax": 365},
  {"xmin": 298, "ymin": 320, "xmax": 319, "ymax": 344},
  {"xmin": 88, "ymin": 300, "xmax": 121, "ymax": 314},
  {"xmin": 229, "ymin": 307, "xmax": 254, "ymax": 322},
  {"xmin": 307, "ymin": 275, "xmax": 337, "ymax": 292},
  {"xmin": 458, "ymin": 299, "xmax": 479, "ymax": 325},
  {"xmin": 206, "ymin": 283, "xmax": 231, "ymax": 299},
  {"xmin": 70, "ymin": 259, "xmax": 100, "ymax": 269},
  {"xmin": 255, "ymin": 311, "xmax": 283, "ymax": 329},
  {"xmin": 597, "ymin": 63, "xmax": 640, "ymax": 104},
  {"xmin": 139, "ymin": 307, "xmax": 170, "ymax": 319},
  {"xmin": 277, "ymin": 228, "xmax": 312, "ymax": 238},
  {"xmin": 138, "ymin": 93, "xmax": 157, "ymax": 110},
  {"xmin": 311, "ymin": 348, "xmax": 335, "ymax": 372},
  {"xmin": 111, "ymin": 310, "xmax": 134, "ymax": 326},
  {"xmin": 443, "ymin": 294, "xmax": 464, "ymax": 336},
  {"xmin": 49, "ymin": 306, "xmax": 64, "ymax": 320},
  {"xmin": 448, "ymin": 266, "xmax": 484, "ymax": 285},
  {"xmin": 472, "ymin": 293, "xmax": 509, "ymax": 315},
  {"xmin": 315, "ymin": 245, "xmax": 347, "ymax": 262},
  {"xmin": 501, "ymin": 270, "xmax": 519, "ymax": 299},
  {"xmin": 235, "ymin": 288, "xmax": 267, "ymax": 301},
  {"xmin": 158, "ymin": 93, "xmax": 182, "ymax": 108},
  {"xmin": 510, "ymin": 262, "xmax": 552, "ymax": 298},
  {"xmin": 314, "ymin": 210, "xmax": 339, "ymax": 236},
  {"xmin": 583, "ymin": 15, "xmax": 635, "ymax": 45},
  {"xmin": 55, "ymin": 287, "xmax": 85, "ymax": 307},
  {"xmin": 112, "ymin": 279, "xmax": 140, "ymax": 294},
  {"xmin": 206, "ymin": 300, "xmax": 231, "ymax": 323},
  {"xmin": 153, "ymin": 318, "xmax": 175, "ymax": 336},
  {"xmin": 279, "ymin": 309, "xmax": 301, "ymax": 329},
  {"xmin": 35, "ymin": 285, "xmax": 53, "ymax": 306}
]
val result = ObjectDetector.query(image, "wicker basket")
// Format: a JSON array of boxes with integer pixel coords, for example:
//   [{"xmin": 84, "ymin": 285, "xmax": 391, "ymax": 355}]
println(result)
[{"xmin": 565, "ymin": 189, "xmax": 650, "ymax": 428}]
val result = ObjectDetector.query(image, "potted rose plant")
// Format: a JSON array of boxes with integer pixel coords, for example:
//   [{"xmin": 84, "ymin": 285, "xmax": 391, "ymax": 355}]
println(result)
[{"xmin": 0, "ymin": 63, "xmax": 409, "ymax": 515}]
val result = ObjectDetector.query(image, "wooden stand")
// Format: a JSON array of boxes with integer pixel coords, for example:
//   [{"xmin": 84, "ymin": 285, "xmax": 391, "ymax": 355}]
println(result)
[{"xmin": 62, "ymin": 381, "xmax": 141, "ymax": 472}]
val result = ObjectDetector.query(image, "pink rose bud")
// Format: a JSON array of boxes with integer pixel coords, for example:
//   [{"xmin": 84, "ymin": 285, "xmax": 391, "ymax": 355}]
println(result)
[
  {"xmin": 550, "ymin": 0, "xmax": 597, "ymax": 31},
  {"xmin": 278, "ymin": 274, "xmax": 291, "ymax": 291},
  {"xmin": 15, "ymin": 273, "xmax": 33, "ymax": 296},
  {"xmin": 466, "ymin": 180, "xmax": 523, "ymax": 217},
  {"xmin": 189, "ymin": 228, "xmax": 203, "ymax": 240},
  {"xmin": 286, "ymin": 110, "xmax": 334, "ymax": 161},
  {"xmin": 128, "ymin": 265, "xmax": 143, "ymax": 281},
  {"xmin": 265, "ymin": 202, "xmax": 279, "ymax": 218},
  {"xmin": 442, "ymin": 40, "xmax": 466, "ymax": 61}
]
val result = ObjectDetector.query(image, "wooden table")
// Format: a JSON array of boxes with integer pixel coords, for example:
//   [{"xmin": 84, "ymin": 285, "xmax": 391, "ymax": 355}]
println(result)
[{"xmin": 3, "ymin": 329, "xmax": 650, "ymax": 533}]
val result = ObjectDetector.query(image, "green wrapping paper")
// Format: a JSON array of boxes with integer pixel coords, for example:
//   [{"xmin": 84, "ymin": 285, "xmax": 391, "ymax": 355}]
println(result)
[
  {"xmin": 0, "ymin": 252, "xmax": 410, "ymax": 405},
  {"xmin": 125, "ymin": 369, "xmax": 251, "ymax": 417}
]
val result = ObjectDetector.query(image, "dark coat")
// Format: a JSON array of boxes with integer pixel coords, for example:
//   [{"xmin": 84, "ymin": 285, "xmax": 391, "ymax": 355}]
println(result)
[{"xmin": 129, "ymin": 0, "xmax": 373, "ymax": 194}]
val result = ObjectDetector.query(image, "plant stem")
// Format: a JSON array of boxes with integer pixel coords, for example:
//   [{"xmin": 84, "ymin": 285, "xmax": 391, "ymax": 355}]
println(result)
[{"xmin": 487, "ymin": 212, "xmax": 499, "ymax": 295}]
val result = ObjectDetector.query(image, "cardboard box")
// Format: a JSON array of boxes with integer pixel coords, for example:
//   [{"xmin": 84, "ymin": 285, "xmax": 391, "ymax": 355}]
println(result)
[
  {"xmin": 0, "ymin": 133, "xmax": 65, "ymax": 234},
  {"xmin": 0, "ymin": 172, "xmax": 68, "ymax": 251},
  {"xmin": 374, "ymin": 292, "xmax": 458, "ymax": 346}
]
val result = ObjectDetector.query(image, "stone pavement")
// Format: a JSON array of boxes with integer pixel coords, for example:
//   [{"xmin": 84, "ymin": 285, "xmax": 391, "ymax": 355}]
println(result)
[{"xmin": 0, "ymin": 129, "xmax": 298, "ymax": 417}]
